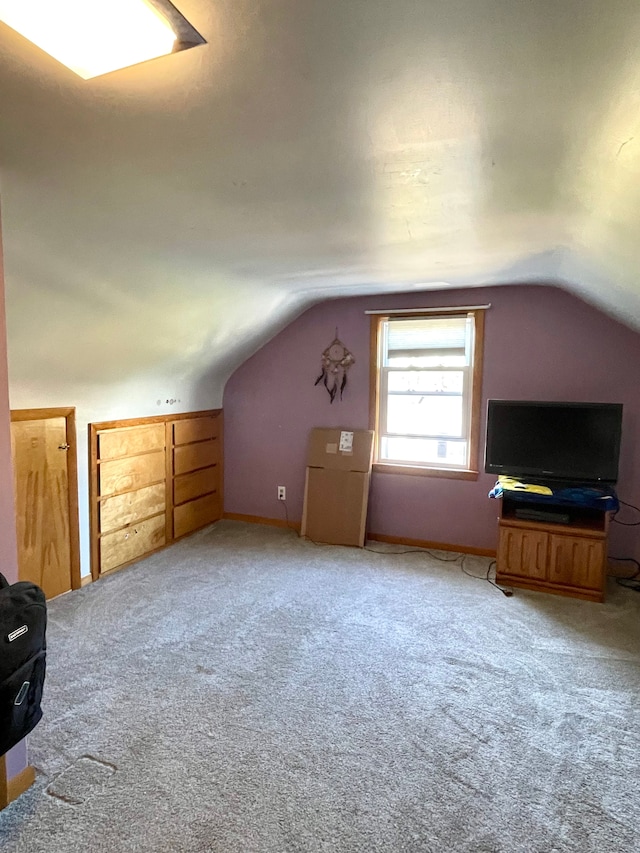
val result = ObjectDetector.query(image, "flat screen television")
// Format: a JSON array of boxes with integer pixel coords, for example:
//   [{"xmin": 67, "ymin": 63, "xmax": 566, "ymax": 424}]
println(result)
[{"xmin": 484, "ymin": 400, "xmax": 623, "ymax": 484}]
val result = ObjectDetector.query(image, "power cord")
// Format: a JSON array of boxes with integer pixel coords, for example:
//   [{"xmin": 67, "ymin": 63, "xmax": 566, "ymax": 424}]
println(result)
[
  {"xmin": 364, "ymin": 545, "xmax": 459, "ymax": 560},
  {"xmin": 279, "ymin": 499, "xmax": 300, "ymax": 535},
  {"xmin": 608, "ymin": 556, "xmax": 640, "ymax": 578},
  {"xmin": 616, "ymin": 579, "xmax": 640, "ymax": 592},
  {"xmin": 612, "ymin": 499, "xmax": 640, "ymax": 527},
  {"xmin": 281, "ymin": 499, "xmax": 640, "ymax": 597},
  {"xmin": 608, "ymin": 556, "xmax": 640, "ymax": 592},
  {"xmin": 460, "ymin": 556, "xmax": 514, "ymax": 597},
  {"xmin": 280, "ymin": 499, "xmax": 513, "ymax": 596}
]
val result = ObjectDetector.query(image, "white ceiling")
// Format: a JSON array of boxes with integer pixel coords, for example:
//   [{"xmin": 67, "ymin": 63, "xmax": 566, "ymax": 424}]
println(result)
[{"xmin": 1, "ymin": 0, "xmax": 640, "ymax": 401}]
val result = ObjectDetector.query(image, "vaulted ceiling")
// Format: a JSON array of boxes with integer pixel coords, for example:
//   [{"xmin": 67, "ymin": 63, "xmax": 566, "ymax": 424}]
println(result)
[{"xmin": 1, "ymin": 0, "xmax": 640, "ymax": 404}]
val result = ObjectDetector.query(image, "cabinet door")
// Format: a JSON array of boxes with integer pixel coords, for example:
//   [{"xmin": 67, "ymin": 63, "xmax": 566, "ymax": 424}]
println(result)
[
  {"xmin": 498, "ymin": 526, "xmax": 548, "ymax": 579},
  {"xmin": 548, "ymin": 535, "xmax": 605, "ymax": 591},
  {"xmin": 100, "ymin": 514, "xmax": 166, "ymax": 574}
]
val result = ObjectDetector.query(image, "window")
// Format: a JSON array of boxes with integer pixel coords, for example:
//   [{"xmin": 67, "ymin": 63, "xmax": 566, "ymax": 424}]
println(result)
[{"xmin": 370, "ymin": 309, "xmax": 485, "ymax": 478}]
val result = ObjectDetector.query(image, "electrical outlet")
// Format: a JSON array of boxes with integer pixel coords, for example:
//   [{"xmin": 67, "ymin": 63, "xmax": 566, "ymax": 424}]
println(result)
[{"xmin": 277, "ymin": 486, "xmax": 286, "ymax": 501}]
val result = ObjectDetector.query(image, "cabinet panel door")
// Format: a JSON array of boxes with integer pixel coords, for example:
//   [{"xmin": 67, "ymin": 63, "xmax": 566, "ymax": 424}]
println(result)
[
  {"xmin": 100, "ymin": 483, "xmax": 166, "ymax": 534},
  {"xmin": 498, "ymin": 526, "xmax": 548, "ymax": 579},
  {"xmin": 174, "ymin": 493, "xmax": 221, "ymax": 539},
  {"xmin": 99, "ymin": 423, "xmax": 165, "ymax": 460},
  {"xmin": 99, "ymin": 450, "xmax": 165, "ymax": 497},
  {"xmin": 173, "ymin": 441, "xmax": 219, "ymax": 476},
  {"xmin": 548, "ymin": 535, "xmax": 605, "ymax": 590},
  {"xmin": 100, "ymin": 514, "xmax": 166, "ymax": 573},
  {"xmin": 173, "ymin": 417, "xmax": 219, "ymax": 446},
  {"xmin": 173, "ymin": 466, "xmax": 218, "ymax": 507}
]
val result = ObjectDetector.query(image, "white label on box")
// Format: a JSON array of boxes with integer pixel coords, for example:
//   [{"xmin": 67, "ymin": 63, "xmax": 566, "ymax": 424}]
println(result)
[
  {"xmin": 325, "ymin": 442, "xmax": 338, "ymax": 454},
  {"xmin": 339, "ymin": 431, "xmax": 354, "ymax": 453}
]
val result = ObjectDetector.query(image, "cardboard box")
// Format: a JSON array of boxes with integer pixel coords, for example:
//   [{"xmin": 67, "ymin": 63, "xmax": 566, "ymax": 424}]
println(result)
[
  {"xmin": 301, "ymin": 428, "xmax": 374, "ymax": 547},
  {"xmin": 306, "ymin": 428, "xmax": 374, "ymax": 472}
]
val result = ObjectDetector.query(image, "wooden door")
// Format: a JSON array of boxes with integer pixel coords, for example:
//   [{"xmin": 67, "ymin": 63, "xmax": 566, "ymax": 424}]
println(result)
[
  {"xmin": 11, "ymin": 409, "xmax": 80, "ymax": 599},
  {"xmin": 548, "ymin": 534, "xmax": 606, "ymax": 592},
  {"xmin": 497, "ymin": 525, "xmax": 548, "ymax": 580}
]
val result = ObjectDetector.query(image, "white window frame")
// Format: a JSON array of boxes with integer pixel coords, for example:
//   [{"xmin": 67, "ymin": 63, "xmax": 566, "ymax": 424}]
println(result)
[{"xmin": 371, "ymin": 309, "xmax": 485, "ymax": 479}]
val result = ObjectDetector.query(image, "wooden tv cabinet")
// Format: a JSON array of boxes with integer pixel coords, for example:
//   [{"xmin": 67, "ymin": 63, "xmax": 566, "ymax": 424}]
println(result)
[{"xmin": 496, "ymin": 496, "xmax": 610, "ymax": 602}]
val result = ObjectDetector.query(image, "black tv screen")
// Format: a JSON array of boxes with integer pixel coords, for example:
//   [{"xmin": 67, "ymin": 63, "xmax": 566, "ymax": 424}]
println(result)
[{"xmin": 484, "ymin": 400, "xmax": 623, "ymax": 484}]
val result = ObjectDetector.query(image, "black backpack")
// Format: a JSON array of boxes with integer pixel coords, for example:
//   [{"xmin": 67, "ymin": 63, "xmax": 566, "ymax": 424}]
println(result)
[{"xmin": 0, "ymin": 573, "xmax": 47, "ymax": 756}]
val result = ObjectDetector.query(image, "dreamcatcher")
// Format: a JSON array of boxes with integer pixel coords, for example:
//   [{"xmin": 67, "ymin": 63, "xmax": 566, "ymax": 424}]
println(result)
[{"xmin": 314, "ymin": 330, "xmax": 355, "ymax": 403}]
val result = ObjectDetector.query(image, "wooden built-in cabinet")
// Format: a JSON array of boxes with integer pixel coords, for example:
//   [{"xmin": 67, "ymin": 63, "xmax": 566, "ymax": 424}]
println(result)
[
  {"xmin": 169, "ymin": 415, "xmax": 221, "ymax": 539},
  {"xmin": 496, "ymin": 497, "xmax": 609, "ymax": 602},
  {"xmin": 90, "ymin": 410, "xmax": 222, "ymax": 579}
]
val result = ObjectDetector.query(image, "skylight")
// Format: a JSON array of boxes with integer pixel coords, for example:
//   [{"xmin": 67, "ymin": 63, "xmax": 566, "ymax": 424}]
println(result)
[{"xmin": 0, "ymin": 0, "xmax": 205, "ymax": 79}]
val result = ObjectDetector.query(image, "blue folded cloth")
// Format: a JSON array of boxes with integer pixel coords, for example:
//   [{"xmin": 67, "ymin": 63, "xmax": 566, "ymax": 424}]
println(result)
[{"xmin": 488, "ymin": 476, "xmax": 619, "ymax": 512}]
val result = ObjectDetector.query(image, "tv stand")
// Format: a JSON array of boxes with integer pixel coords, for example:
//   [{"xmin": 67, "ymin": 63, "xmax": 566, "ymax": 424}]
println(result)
[{"xmin": 496, "ymin": 494, "xmax": 610, "ymax": 602}]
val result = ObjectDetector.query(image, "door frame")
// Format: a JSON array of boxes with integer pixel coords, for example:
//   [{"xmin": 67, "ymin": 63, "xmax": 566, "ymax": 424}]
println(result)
[{"xmin": 10, "ymin": 407, "xmax": 82, "ymax": 592}]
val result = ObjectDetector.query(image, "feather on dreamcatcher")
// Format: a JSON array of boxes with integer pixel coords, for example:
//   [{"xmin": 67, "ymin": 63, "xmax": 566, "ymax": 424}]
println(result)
[{"xmin": 314, "ymin": 330, "xmax": 355, "ymax": 403}]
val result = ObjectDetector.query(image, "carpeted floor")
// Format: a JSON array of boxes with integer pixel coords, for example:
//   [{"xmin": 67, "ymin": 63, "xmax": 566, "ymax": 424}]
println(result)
[{"xmin": 1, "ymin": 520, "xmax": 639, "ymax": 852}]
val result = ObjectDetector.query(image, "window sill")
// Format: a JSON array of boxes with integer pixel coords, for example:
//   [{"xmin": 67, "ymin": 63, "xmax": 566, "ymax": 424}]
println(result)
[{"xmin": 372, "ymin": 463, "xmax": 479, "ymax": 481}]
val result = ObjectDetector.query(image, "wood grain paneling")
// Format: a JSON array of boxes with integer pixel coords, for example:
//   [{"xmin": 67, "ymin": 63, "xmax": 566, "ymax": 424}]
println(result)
[
  {"xmin": 99, "ymin": 450, "xmax": 165, "ymax": 497},
  {"xmin": 173, "ymin": 466, "xmax": 218, "ymax": 506},
  {"xmin": 11, "ymin": 417, "xmax": 72, "ymax": 599},
  {"xmin": 497, "ymin": 527, "xmax": 548, "ymax": 580},
  {"xmin": 173, "ymin": 416, "xmax": 218, "ymax": 446},
  {"xmin": 549, "ymin": 534, "xmax": 605, "ymax": 591},
  {"xmin": 496, "ymin": 496, "xmax": 608, "ymax": 601},
  {"xmin": 100, "ymin": 514, "xmax": 166, "ymax": 573},
  {"xmin": 174, "ymin": 493, "xmax": 220, "ymax": 539},
  {"xmin": 89, "ymin": 410, "xmax": 222, "ymax": 578},
  {"xmin": 173, "ymin": 441, "xmax": 219, "ymax": 476},
  {"xmin": 99, "ymin": 483, "xmax": 166, "ymax": 534},
  {"xmin": 0, "ymin": 758, "xmax": 35, "ymax": 810},
  {"xmin": 98, "ymin": 423, "xmax": 165, "ymax": 460}
]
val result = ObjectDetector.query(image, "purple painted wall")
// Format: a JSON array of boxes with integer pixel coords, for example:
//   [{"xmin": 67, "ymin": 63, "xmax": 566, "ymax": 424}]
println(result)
[
  {"xmin": 0, "ymin": 206, "xmax": 27, "ymax": 781},
  {"xmin": 223, "ymin": 284, "xmax": 640, "ymax": 558},
  {"xmin": 0, "ymin": 212, "xmax": 18, "ymax": 579}
]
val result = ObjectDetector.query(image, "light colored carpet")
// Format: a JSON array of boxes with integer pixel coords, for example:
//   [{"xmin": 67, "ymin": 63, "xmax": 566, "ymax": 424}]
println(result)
[{"xmin": 1, "ymin": 520, "xmax": 639, "ymax": 852}]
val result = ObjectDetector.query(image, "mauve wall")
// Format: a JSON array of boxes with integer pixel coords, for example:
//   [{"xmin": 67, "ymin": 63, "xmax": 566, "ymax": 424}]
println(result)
[
  {"xmin": 0, "ymin": 207, "xmax": 27, "ymax": 780},
  {"xmin": 223, "ymin": 284, "xmax": 640, "ymax": 557},
  {"xmin": 0, "ymin": 214, "xmax": 17, "ymax": 579}
]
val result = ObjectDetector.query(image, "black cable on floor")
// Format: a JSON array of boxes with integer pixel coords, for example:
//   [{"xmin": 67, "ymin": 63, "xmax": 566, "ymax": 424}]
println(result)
[
  {"xmin": 284, "ymin": 502, "xmax": 512, "ymax": 597},
  {"xmin": 608, "ymin": 556, "xmax": 640, "ymax": 579},
  {"xmin": 608, "ymin": 556, "xmax": 640, "ymax": 591},
  {"xmin": 460, "ymin": 556, "xmax": 513, "ymax": 597},
  {"xmin": 615, "ymin": 578, "xmax": 640, "ymax": 592}
]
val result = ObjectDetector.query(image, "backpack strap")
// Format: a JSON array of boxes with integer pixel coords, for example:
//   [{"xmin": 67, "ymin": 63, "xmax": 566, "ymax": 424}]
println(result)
[{"xmin": 0, "ymin": 573, "xmax": 10, "ymax": 590}]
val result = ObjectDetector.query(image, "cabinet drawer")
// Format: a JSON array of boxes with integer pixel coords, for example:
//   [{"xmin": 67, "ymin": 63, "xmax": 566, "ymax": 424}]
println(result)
[
  {"xmin": 173, "ymin": 466, "xmax": 218, "ymax": 506},
  {"xmin": 100, "ymin": 483, "xmax": 166, "ymax": 534},
  {"xmin": 173, "ymin": 417, "xmax": 219, "ymax": 446},
  {"xmin": 99, "ymin": 450, "xmax": 165, "ymax": 497},
  {"xmin": 174, "ymin": 493, "xmax": 221, "ymax": 539},
  {"xmin": 100, "ymin": 513, "xmax": 166, "ymax": 573},
  {"xmin": 549, "ymin": 534, "xmax": 605, "ymax": 590},
  {"xmin": 498, "ymin": 526, "xmax": 548, "ymax": 580},
  {"xmin": 99, "ymin": 423, "xmax": 165, "ymax": 460},
  {"xmin": 173, "ymin": 441, "xmax": 219, "ymax": 476}
]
